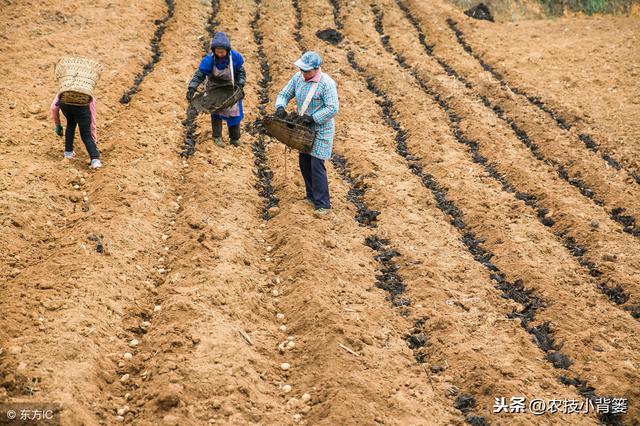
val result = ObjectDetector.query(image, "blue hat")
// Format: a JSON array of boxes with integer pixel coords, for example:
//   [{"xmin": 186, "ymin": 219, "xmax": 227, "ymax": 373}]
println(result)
[
  {"xmin": 294, "ymin": 51, "xmax": 322, "ymax": 71},
  {"xmin": 211, "ymin": 32, "xmax": 231, "ymax": 51}
]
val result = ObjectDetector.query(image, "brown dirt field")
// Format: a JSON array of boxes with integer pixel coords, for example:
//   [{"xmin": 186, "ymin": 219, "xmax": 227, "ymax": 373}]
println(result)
[{"xmin": 0, "ymin": 0, "xmax": 638, "ymax": 425}]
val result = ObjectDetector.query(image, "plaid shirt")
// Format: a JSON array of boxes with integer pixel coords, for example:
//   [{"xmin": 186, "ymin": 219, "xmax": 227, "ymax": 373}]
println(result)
[{"xmin": 275, "ymin": 71, "xmax": 339, "ymax": 160}]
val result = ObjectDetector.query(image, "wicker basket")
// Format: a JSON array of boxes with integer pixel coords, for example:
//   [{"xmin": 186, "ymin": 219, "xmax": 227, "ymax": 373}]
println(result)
[
  {"xmin": 264, "ymin": 116, "xmax": 315, "ymax": 153},
  {"xmin": 192, "ymin": 85, "xmax": 243, "ymax": 113},
  {"xmin": 55, "ymin": 56, "xmax": 103, "ymax": 105}
]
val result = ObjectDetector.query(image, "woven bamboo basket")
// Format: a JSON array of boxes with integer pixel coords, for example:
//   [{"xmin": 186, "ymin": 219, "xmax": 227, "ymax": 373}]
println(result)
[
  {"xmin": 264, "ymin": 116, "xmax": 315, "ymax": 153},
  {"xmin": 192, "ymin": 85, "xmax": 243, "ymax": 113},
  {"xmin": 55, "ymin": 57, "xmax": 103, "ymax": 105}
]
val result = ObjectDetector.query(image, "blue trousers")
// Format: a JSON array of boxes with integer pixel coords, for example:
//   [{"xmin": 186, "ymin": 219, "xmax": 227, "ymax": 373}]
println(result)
[{"xmin": 299, "ymin": 153, "xmax": 330, "ymax": 209}]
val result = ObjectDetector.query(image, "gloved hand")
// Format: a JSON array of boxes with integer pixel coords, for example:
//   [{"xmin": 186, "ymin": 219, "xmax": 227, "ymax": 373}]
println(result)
[
  {"xmin": 275, "ymin": 107, "xmax": 287, "ymax": 119},
  {"xmin": 186, "ymin": 87, "xmax": 196, "ymax": 101},
  {"xmin": 55, "ymin": 124, "xmax": 63, "ymax": 137},
  {"xmin": 300, "ymin": 114, "xmax": 314, "ymax": 126}
]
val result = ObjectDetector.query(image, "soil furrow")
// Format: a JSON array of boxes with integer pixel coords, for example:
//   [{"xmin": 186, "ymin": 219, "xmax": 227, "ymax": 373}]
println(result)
[
  {"xmin": 442, "ymin": 17, "xmax": 640, "ymax": 187},
  {"xmin": 340, "ymin": 1, "xmax": 639, "ymax": 422},
  {"xmin": 369, "ymin": 2, "xmax": 640, "ymax": 319},
  {"xmin": 104, "ymin": 0, "xmax": 289, "ymax": 423},
  {"xmin": 364, "ymin": 1, "xmax": 640, "ymax": 299},
  {"xmin": 0, "ymin": 0, "xmax": 164, "ymax": 285},
  {"xmin": 0, "ymin": 0, "xmax": 202, "ymax": 421},
  {"xmin": 179, "ymin": 0, "xmax": 219, "ymax": 158},
  {"xmin": 119, "ymin": 0, "xmax": 176, "ymax": 104},
  {"xmin": 382, "ymin": 2, "xmax": 640, "ymax": 240},
  {"xmin": 246, "ymin": 0, "xmax": 279, "ymax": 220},
  {"xmin": 245, "ymin": 0, "xmax": 480, "ymax": 422}
]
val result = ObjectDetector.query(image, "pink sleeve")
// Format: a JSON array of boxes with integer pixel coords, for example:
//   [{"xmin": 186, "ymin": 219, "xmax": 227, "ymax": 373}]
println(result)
[
  {"xmin": 90, "ymin": 99, "xmax": 97, "ymax": 142},
  {"xmin": 50, "ymin": 95, "xmax": 61, "ymax": 125}
]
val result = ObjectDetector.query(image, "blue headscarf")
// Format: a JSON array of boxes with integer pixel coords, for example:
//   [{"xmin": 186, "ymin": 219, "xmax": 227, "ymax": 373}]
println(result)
[{"xmin": 211, "ymin": 32, "xmax": 231, "ymax": 70}]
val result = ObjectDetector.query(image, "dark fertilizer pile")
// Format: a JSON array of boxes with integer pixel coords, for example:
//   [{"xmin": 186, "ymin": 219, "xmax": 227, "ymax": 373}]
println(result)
[
  {"xmin": 316, "ymin": 28, "xmax": 343, "ymax": 45},
  {"xmin": 464, "ymin": 3, "xmax": 494, "ymax": 22}
]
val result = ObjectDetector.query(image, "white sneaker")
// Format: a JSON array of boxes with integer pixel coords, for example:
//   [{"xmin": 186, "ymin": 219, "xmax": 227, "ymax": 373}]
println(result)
[
  {"xmin": 90, "ymin": 159, "xmax": 102, "ymax": 169},
  {"xmin": 63, "ymin": 151, "xmax": 76, "ymax": 159}
]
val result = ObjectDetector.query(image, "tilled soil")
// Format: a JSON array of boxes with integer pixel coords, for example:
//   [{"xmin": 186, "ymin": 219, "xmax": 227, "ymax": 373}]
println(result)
[{"xmin": 0, "ymin": 0, "xmax": 638, "ymax": 425}]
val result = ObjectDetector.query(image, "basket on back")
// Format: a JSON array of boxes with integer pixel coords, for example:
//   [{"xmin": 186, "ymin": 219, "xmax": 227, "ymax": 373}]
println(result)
[
  {"xmin": 263, "ymin": 116, "xmax": 315, "ymax": 154},
  {"xmin": 191, "ymin": 85, "xmax": 243, "ymax": 113},
  {"xmin": 55, "ymin": 57, "xmax": 103, "ymax": 106}
]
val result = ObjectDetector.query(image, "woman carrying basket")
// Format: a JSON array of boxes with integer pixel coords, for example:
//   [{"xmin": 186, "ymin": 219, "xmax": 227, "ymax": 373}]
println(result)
[
  {"xmin": 186, "ymin": 32, "xmax": 246, "ymax": 147},
  {"xmin": 275, "ymin": 51, "xmax": 339, "ymax": 215},
  {"xmin": 50, "ymin": 95, "xmax": 101, "ymax": 169},
  {"xmin": 50, "ymin": 57, "xmax": 103, "ymax": 169}
]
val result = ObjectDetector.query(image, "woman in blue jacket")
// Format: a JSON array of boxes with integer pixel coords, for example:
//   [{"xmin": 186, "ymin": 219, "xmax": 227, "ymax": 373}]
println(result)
[{"xmin": 187, "ymin": 32, "xmax": 246, "ymax": 147}]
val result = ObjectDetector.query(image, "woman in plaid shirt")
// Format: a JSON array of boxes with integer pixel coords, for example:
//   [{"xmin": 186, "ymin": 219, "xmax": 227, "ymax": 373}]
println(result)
[{"xmin": 275, "ymin": 51, "xmax": 339, "ymax": 215}]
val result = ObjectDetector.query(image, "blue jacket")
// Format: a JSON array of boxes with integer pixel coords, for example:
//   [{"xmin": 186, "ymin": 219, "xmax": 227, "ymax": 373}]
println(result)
[{"xmin": 194, "ymin": 50, "xmax": 245, "ymax": 124}]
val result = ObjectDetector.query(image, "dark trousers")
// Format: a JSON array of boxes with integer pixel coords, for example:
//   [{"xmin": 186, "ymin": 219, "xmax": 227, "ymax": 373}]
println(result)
[
  {"xmin": 212, "ymin": 118, "xmax": 240, "ymax": 140},
  {"xmin": 60, "ymin": 103, "xmax": 100, "ymax": 159},
  {"xmin": 299, "ymin": 153, "xmax": 330, "ymax": 209}
]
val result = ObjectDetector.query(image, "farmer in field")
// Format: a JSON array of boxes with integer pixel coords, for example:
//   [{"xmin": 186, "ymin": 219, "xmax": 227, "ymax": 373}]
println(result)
[
  {"xmin": 186, "ymin": 32, "xmax": 246, "ymax": 147},
  {"xmin": 275, "ymin": 51, "xmax": 339, "ymax": 215},
  {"xmin": 51, "ymin": 95, "xmax": 101, "ymax": 169},
  {"xmin": 51, "ymin": 57, "xmax": 103, "ymax": 169}
]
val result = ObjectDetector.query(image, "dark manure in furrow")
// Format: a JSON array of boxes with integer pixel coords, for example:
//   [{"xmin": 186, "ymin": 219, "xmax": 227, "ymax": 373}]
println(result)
[
  {"xmin": 120, "ymin": 0, "xmax": 176, "ymax": 104},
  {"xmin": 328, "ymin": 0, "xmax": 343, "ymax": 29},
  {"xmin": 291, "ymin": 0, "xmax": 303, "ymax": 47},
  {"xmin": 247, "ymin": 0, "xmax": 279, "ymax": 220},
  {"xmin": 611, "ymin": 207, "xmax": 640, "ymax": 236},
  {"xmin": 180, "ymin": 0, "xmax": 219, "ymax": 157},
  {"xmin": 180, "ymin": 106, "xmax": 199, "ymax": 157},
  {"xmin": 364, "ymin": 236, "xmax": 407, "ymax": 309},
  {"xmin": 331, "ymin": 154, "xmax": 381, "ymax": 226},
  {"xmin": 454, "ymin": 394, "xmax": 476, "ymax": 413}
]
